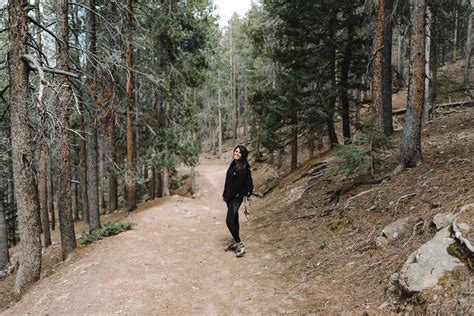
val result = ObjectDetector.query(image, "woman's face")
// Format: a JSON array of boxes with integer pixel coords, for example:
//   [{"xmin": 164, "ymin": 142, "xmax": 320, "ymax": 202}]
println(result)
[{"xmin": 233, "ymin": 147, "xmax": 242, "ymax": 161}]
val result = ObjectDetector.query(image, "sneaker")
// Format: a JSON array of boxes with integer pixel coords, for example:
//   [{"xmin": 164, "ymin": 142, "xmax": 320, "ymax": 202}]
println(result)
[
  {"xmin": 224, "ymin": 240, "xmax": 237, "ymax": 252},
  {"xmin": 236, "ymin": 242, "xmax": 245, "ymax": 257}
]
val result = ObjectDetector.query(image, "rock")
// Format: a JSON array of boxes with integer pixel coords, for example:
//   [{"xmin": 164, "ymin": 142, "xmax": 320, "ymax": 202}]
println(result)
[
  {"xmin": 378, "ymin": 217, "xmax": 409, "ymax": 245},
  {"xmin": 399, "ymin": 226, "xmax": 463, "ymax": 294},
  {"xmin": 457, "ymin": 223, "xmax": 471, "ymax": 233},
  {"xmin": 375, "ymin": 236, "xmax": 388, "ymax": 247},
  {"xmin": 389, "ymin": 273, "xmax": 400, "ymax": 285},
  {"xmin": 432, "ymin": 212, "xmax": 456, "ymax": 230}
]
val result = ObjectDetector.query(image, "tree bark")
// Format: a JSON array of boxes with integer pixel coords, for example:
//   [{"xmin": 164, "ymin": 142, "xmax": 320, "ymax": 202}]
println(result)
[
  {"xmin": 423, "ymin": 6, "xmax": 432, "ymax": 123},
  {"xmin": 9, "ymin": 0, "xmax": 42, "ymax": 292},
  {"xmin": 400, "ymin": 0, "xmax": 426, "ymax": 167},
  {"xmin": 218, "ymin": 89, "xmax": 223, "ymax": 156},
  {"xmin": 57, "ymin": 0, "xmax": 77, "ymax": 260},
  {"xmin": 340, "ymin": 25, "xmax": 354, "ymax": 143},
  {"xmin": 373, "ymin": 0, "xmax": 394, "ymax": 135},
  {"xmin": 47, "ymin": 156, "xmax": 55, "ymax": 231},
  {"xmin": 107, "ymin": 110, "xmax": 118, "ymax": 213},
  {"xmin": 290, "ymin": 119, "xmax": 298, "ymax": 171},
  {"xmin": 0, "ymin": 203, "xmax": 10, "ymax": 270},
  {"xmin": 464, "ymin": 7, "xmax": 474, "ymax": 89},
  {"xmin": 126, "ymin": 0, "xmax": 137, "ymax": 211},
  {"xmin": 327, "ymin": 26, "xmax": 339, "ymax": 146},
  {"xmin": 86, "ymin": 0, "xmax": 101, "ymax": 230},
  {"xmin": 38, "ymin": 145, "xmax": 51, "ymax": 247}
]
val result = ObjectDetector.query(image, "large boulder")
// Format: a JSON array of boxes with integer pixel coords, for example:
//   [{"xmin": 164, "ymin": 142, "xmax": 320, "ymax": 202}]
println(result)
[{"xmin": 399, "ymin": 226, "xmax": 463, "ymax": 294}]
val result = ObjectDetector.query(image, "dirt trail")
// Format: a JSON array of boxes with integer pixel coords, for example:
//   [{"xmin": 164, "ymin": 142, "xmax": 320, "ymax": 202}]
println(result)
[{"xmin": 4, "ymin": 158, "xmax": 296, "ymax": 315}]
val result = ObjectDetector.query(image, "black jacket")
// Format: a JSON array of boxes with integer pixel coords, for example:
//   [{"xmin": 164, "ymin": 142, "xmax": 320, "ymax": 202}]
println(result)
[{"xmin": 223, "ymin": 161, "xmax": 253, "ymax": 203}]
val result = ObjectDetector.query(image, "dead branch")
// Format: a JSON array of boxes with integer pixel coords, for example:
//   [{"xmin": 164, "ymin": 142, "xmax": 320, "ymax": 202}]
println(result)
[
  {"xmin": 392, "ymin": 100, "xmax": 474, "ymax": 116},
  {"xmin": 394, "ymin": 193, "xmax": 417, "ymax": 211},
  {"xmin": 344, "ymin": 189, "xmax": 376, "ymax": 209},
  {"xmin": 23, "ymin": 54, "xmax": 80, "ymax": 79},
  {"xmin": 22, "ymin": 55, "xmax": 47, "ymax": 106},
  {"xmin": 28, "ymin": 17, "xmax": 61, "ymax": 45},
  {"xmin": 402, "ymin": 219, "xmax": 423, "ymax": 248}
]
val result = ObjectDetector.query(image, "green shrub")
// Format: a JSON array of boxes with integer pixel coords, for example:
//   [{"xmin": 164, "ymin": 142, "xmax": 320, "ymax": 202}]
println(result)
[
  {"xmin": 79, "ymin": 221, "xmax": 134, "ymax": 245},
  {"xmin": 331, "ymin": 122, "xmax": 393, "ymax": 177}
]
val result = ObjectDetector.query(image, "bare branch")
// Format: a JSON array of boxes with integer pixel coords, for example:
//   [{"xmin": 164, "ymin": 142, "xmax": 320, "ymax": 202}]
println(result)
[
  {"xmin": 28, "ymin": 16, "xmax": 63, "ymax": 46},
  {"xmin": 22, "ymin": 55, "xmax": 47, "ymax": 107},
  {"xmin": 23, "ymin": 55, "xmax": 80, "ymax": 79}
]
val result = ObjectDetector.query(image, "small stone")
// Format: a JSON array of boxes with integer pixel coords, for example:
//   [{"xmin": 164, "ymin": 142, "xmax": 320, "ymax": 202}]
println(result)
[
  {"xmin": 376, "ymin": 236, "xmax": 388, "ymax": 248},
  {"xmin": 378, "ymin": 302, "xmax": 389, "ymax": 310},
  {"xmin": 389, "ymin": 273, "xmax": 400, "ymax": 284}
]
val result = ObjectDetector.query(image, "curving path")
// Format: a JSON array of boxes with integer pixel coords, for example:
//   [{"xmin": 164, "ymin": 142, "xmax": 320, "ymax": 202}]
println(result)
[{"xmin": 3, "ymin": 158, "xmax": 296, "ymax": 315}]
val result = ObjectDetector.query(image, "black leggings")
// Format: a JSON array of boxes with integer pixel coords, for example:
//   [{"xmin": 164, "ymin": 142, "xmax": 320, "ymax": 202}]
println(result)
[{"xmin": 226, "ymin": 198, "xmax": 242, "ymax": 243}]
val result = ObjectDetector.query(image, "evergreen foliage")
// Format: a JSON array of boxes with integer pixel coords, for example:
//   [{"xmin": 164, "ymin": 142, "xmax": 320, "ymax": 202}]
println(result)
[
  {"xmin": 331, "ymin": 122, "xmax": 393, "ymax": 177},
  {"xmin": 79, "ymin": 222, "xmax": 134, "ymax": 245}
]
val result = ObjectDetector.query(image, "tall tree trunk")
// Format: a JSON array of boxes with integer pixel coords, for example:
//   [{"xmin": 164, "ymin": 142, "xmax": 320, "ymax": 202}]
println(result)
[
  {"xmin": 373, "ymin": 0, "xmax": 394, "ymax": 135},
  {"xmin": 423, "ymin": 6, "xmax": 432, "ymax": 123},
  {"xmin": 107, "ymin": 110, "xmax": 118, "ymax": 213},
  {"xmin": 0, "ymin": 203, "xmax": 10, "ymax": 270},
  {"xmin": 454, "ymin": 9, "xmax": 458, "ymax": 61},
  {"xmin": 126, "ymin": 0, "xmax": 137, "ymax": 211},
  {"xmin": 218, "ymin": 89, "xmax": 223, "ymax": 156},
  {"xmin": 9, "ymin": 0, "xmax": 42, "ymax": 292},
  {"xmin": 79, "ymin": 108, "xmax": 89, "ymax": 223},
  {"xmin": 340, "ymin": 25, "xmax": 354, "ymax": 143},
  {"xmin": 57, "ymin": 0, "xmax": 77, "ymax": 260},
  {"xmin": 34, "ymin": 0, "xmax": 51, "ymax": 248},
  {"xmin": 99, "ymin": 138, "xmax": 106, "ymax": 213},
  {"xmin": 72, "ymin": 3, "xmax": 89, "ymax": 225},
  {"xmin": 400, "ymin": 0, "xmax": 426, "ymax": 168},
  {"xmin": 290, "ymin": 116, "xmax": 298, "ymax": 171},
  {"xmin": 150, "ymin": 167, "xmax": 156, "ymax": 200},
  {"xmin": 38, "ymin": 145, "xmax": 51, "ymax": 247},
  {"xmin": 86, "ymin": 0, "xmax": 101, "ymax": 230},
  {"xmin": 431, "ymin": 14, "xmax": 438, "ymax": 119},
  {"xmin": 464, "ymin": 4, "xmax": 474, "ymax": 89},
  {"xmin": 48, "ymin": 157, "xmax": 55, "ymax": 231},
  {"xmin": 327, "ymin": 27, "xmax": 339, "ymax": 146}
]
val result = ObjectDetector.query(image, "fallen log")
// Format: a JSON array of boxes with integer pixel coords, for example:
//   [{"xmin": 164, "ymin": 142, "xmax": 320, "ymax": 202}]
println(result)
[{"xmin": 392, "ymin": 100, "xmax": 474, "ymax": 115}]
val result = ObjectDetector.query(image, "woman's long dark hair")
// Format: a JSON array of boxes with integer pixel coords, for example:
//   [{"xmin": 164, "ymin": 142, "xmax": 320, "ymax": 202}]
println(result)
[{"xmin": 233, "ymin": 145, "xmax": 250, "ymax": 172}]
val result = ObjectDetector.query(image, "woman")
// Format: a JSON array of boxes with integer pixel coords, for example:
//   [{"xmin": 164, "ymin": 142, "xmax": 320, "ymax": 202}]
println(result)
[{"xmin": 222, "ymin": 145, "xmax": 253, "ymax": 257}]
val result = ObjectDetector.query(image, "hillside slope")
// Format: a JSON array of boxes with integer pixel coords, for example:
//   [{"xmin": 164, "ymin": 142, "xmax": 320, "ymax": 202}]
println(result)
[{"xmin": 246, "ymin": 106, "xmax": 473, "ymax": 313}]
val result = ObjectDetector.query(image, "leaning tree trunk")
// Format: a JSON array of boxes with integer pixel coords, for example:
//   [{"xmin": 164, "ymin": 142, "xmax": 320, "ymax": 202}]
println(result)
[
  {"xmin": 85, "ymin": 0, "xmax": 101, "ymax": 230},
  {"xmin": 56, "ymin": 0, "xmax": 77, "ymax": 260},
  {"xmin": 126, "ymin": 0, "xmax": 137, "ymax": 211},
  {"xmin": 373, "ymin": 0, "xmax": 394, "ymax": 135},
  {"xmin": 9, "ymin": 0, "xmax": 42, "ymax": 292},
  {"xmin": 400, "ymin": 0, "xmax": 426, "ymax": 167},
  {"xmin": 0, "ymin": 203, "xmax": 10, "ymax": 270}
]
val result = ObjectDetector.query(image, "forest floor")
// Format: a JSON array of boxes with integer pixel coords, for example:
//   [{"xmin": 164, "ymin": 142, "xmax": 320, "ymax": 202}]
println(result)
[
  {"xmin": 1, "ymin": 102, "xmax": 473, "ymax": 314},
  {"xmin": 1, "ymin": 158, "xmax": 300, "ymax": 314}
]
